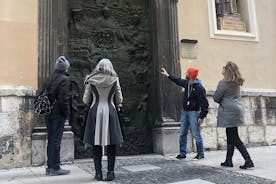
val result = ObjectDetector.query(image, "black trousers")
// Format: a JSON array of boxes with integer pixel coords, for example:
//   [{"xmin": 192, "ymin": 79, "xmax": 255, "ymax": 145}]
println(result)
[
  {"xmin": 226, "ymin": 127, "xmax": 244, "ymax": 146},
  {"xmin": 93, "ymin": 145, "xmax": 117, "ymax": 172},
  {"xmin": 226, "ymin": 127, "xmax": 251, "ymax": 161},
  {"xmin": 46, "ymin": 115, "xmax": 65, "ymax": 170}
]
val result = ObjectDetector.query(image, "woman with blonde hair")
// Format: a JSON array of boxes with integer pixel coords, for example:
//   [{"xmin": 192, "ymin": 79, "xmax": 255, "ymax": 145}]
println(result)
[
  {"xmin": 83, "ymin": 58, "xmax": 123, "ymax": 181},
  {"xmin": 213, "ymin": 61, "xmax": 254, "ymax": 169}
]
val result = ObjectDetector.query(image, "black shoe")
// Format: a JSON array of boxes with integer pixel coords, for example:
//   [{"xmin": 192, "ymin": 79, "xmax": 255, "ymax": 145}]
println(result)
[
  {"xmin": 105, "ymin": 171, "xmax": 115, "ymax": 181},
  {"xmin": 192, "ymin": 154, "xmax": 204, "ymax": 160},
  {"xmin": 49, "ymin": 168, "xmax": 70, "ymax": 176},
  {"xmin": 240, "ymin": 160, "xmax": 254, "ymax": 169},
  {"xmin": 176, "ymin": 154, "xmax": 186, "ymax": 159},
  {"xmin": 45, "ymin": 168, "xmax": 50, "ymax": 175},
  {"xmin": 221, "ymin": 160, "xmax": 233, "ymax": 167},
  {"xmin": 95, "ymin": 172, "xmax": 103, "ymax": 181}
]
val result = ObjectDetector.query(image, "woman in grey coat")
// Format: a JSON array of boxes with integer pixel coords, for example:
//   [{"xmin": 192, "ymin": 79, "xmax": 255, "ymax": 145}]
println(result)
[
  {"xmin": 83, "ymin": 58, "xmax": 123, "ymax": 181},
  {"xmin": 213, "ymin": 61, "xmax": 254, "ymax": 169}
]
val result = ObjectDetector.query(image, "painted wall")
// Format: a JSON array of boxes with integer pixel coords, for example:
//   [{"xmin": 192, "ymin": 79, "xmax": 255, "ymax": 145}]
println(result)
[
  {"xmin": 0, "ymin": 0, "xmax": 38, "ymax": 88},
  {"xmin": 177, "ymin": 0, "xmax": 276, "ymax": 90}
]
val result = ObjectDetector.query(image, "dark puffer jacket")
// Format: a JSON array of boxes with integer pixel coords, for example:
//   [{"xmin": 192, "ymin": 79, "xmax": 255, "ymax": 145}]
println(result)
[
  {"xmin": 43, "ymin": 70, "xmax": 70, "ymax": 118},
  {"xmin": 168, "ymin": 75, "xmax": 209, "ymax": 119}
]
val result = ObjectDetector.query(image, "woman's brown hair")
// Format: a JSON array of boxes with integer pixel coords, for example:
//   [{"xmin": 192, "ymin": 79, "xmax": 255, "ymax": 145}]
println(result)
[{"xmin": 224, "ymin": 61, "xmax": 245, "ymax": 86}]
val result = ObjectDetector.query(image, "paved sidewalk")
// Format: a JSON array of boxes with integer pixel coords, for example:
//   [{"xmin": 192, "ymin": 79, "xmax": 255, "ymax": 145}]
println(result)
[
  {"xmin": 0, "ymin": 146, "xmax": 275, "ymax": 184},
  {"xmin": 0, "ymin": 165, "xmax": 93, "ymax": 184},
  {"xmin": 180, "ymin": 145, "xmax": 276, "ymax": 181}
]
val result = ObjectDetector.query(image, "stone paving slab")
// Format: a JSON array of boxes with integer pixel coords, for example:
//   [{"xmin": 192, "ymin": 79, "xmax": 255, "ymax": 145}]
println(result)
[
  {"xmin": 77, "ymin": 155, "xmax": 275, "ymax": 184},
  {"xmin": 122, "ymin": 164, "xmax": 161, "ymax": 172},
  {"xmin": 167, "ymin": 179, "xmax": 215, "ymax": 184}
]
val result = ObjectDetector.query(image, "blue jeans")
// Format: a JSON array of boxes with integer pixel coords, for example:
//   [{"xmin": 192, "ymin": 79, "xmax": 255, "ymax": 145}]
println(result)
[
  {"xmin": 179, "ymin": 110, "xmax": 204, "ymax": 156},
  {"xmin": 45, "ymin": 115, "xmax": 65, "ymax": 170}
]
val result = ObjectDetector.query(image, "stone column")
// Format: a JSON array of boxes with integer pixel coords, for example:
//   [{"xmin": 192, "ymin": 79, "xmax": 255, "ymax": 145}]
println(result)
[
  {"xmin": 149, "ymin": 0, "xmax": 181, "ymax": 124},
  {"xmin": 33, "ymin": 0, "xmax": 74, "ymax": 166},
  {"xmin": 38, "ymin": 0, "xmax": 68, "ymax": 90},
  {"xmin": 149, "ymin": 0, "xmax": 191, "ymax": 155}
]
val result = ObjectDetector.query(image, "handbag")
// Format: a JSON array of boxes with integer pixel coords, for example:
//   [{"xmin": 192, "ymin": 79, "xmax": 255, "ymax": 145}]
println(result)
[
  {"xmin": 33, "ymin": 75, "xmax": 58, "ymax": 116},
  {"xmin": 34, "ymin": 90, "xmax": 52, "ymax": 115},
  {"xmin": 116, "ymin": 106, "xmax": 125, "ymax": 139}
]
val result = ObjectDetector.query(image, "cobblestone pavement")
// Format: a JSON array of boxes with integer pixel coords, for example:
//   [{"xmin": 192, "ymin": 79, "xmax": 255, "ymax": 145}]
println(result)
[{"xmin": 77, "ymin": 155, "xmax": 275, "ymax": 184}]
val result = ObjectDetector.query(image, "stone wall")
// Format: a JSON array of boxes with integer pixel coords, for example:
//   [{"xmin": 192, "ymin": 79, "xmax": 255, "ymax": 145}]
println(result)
[
  {"xmin": 153, "ymin": 90, "xmax": 276, "ymax": 155},
  {"xmin": 203, "ymin": 90, "xmax": 276, "ymax": 151},
  {"xmin": 0, "ymin": 86, "xmax": 75, "ymax": 169},
  {"xmin": 0, "ymin": 86, "xmax": 36, "ymax": 169}
]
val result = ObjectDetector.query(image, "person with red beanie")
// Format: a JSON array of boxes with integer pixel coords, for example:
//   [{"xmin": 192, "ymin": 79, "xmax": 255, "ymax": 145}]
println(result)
[
  {"xmin": 186, "ymin": 67, "xmax": 199, "ymax": 80},
  {"xmin": 161, "ymin": 67, "xmax": 209, "ymax": 160}
]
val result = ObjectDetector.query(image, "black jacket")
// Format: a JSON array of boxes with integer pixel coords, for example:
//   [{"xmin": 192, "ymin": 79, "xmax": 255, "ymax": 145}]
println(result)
[
  {"xmin": 43, "ymin": 70, "xmax": 70, "ymax": 118},
  {"xmin": 168, "ymin": 75, "xmax": 209, "ymax": 119}
]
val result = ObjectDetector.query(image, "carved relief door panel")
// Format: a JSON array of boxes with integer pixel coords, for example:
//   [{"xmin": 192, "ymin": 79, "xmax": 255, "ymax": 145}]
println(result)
[{"xmin": 68, "ymin": 0, "xmax": 153, "ymax": 158}]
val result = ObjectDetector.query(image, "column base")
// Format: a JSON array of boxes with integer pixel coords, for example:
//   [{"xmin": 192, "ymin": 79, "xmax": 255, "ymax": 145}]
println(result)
[
  {"xmin": 153, "ymin": 118, "xmax": 194, "ymax": 155},
  {"xmin": 31, "ymin": 126, "xmax": 74, "ymax": 166}
]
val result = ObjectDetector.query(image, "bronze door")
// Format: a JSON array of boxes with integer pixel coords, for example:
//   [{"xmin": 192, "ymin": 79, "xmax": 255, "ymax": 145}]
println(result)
[{"xmin": 68, "ymin": 0, "xmax": 153, "ymax": 158}]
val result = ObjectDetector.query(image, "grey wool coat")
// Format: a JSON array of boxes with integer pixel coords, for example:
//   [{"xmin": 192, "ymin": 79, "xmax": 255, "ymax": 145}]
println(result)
[
  {"xmin": 213, "ymin": 80, "xmax": 245, "ymax": 128},
  {"xmin": 83, "ymin": 73, "xmax": 123, "ymax": 146}
]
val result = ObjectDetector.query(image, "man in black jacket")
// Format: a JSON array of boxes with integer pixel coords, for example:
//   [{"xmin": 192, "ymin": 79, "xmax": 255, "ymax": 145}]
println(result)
[
  {"xmin": 44, "ymin": 56, "xmax": 70, "ymax": 176},
  {"xmin": 161, "ymin": 67, "xmax": 209, "ymax": 160}
]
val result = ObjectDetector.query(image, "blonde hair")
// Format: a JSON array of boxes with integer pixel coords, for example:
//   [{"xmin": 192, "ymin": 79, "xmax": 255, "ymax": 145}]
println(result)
[{"xmin": 224, "ymin": 61, "xmax": 244, "ymax": 86}]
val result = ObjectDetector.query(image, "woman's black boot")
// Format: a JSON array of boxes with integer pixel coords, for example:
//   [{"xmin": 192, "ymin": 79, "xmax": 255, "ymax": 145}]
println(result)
[
  {"xmin": 221, "ymin": 144, "xmax": 234, "ymax": 167},
  {"xmin": 240, "ymin": 160, "xmax": 254, "ymax": 169},
  {"xmin": 237, "ymin": 143, "xmax": 254, "ymax": 169},
  {"xmin": 105, "ymin": 145, "xmax": 116, "ymax": 181},
  {"xmin": 93, "ymin": 154, "xmax": 103, "ymax": 181},
  {"xmin": 95, "ymin": 171, "xmax": 103, "ymax": 181},
  {"xmin": 93, "ymin": 146, "xmax": 103, "ymax": 181},
  {"xmin": 106, "ymin": 171, "xmax": 115, "ymax": 181},
  {"xmin": 221, "ymin": 160, "xmax": 233, "ymax": 167}
]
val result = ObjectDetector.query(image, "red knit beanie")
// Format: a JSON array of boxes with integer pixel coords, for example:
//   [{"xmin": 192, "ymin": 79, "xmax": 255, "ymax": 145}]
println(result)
[{"xmin": 186, "ymin": 67, "xmax": 199, "ymax": 79}]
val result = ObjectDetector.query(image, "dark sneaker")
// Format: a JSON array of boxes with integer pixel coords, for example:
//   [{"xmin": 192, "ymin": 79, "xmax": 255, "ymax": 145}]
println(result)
[
  {"xmin": 49, "ymin": 168, "xmax": 70, "ymax": 176},
  {"xmin": 176, "ymin": 154, "xmax": 186, "ymax": 159},
  {"xmin": 45, "ymin": 168, "xmax": 50, "ymax": 175},
  {"xmin": 192, "ymin": 154, "xmax": 204, "ymax": 160}
]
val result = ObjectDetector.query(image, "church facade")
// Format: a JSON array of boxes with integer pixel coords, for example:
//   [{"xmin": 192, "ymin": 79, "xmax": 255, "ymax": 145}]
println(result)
[{"xmin": 0, "ymin": 0, "xmax": 275, "ymax": 169}]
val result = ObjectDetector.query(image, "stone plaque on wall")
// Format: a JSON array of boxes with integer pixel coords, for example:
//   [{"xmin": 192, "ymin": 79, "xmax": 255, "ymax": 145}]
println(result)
[{"xmin": 217, "ymin": 16, "xmax": 246, "ymax": 32}]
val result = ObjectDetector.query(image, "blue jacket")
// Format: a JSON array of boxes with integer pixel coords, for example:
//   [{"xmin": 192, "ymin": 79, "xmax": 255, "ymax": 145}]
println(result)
[{"xmin": 168, "ymin": 75, "xmax": 209, "ymax": 119}]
